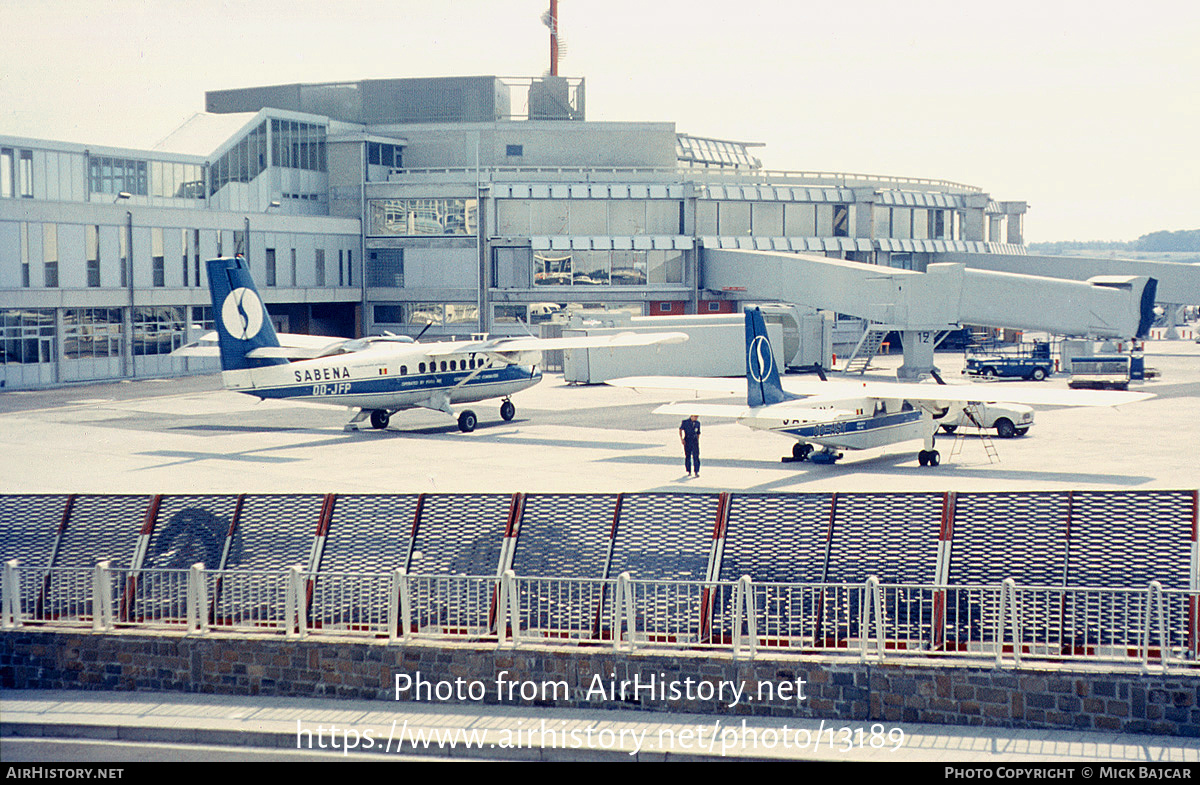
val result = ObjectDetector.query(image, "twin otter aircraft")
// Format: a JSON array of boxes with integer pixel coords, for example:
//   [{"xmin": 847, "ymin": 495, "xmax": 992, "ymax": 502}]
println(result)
[
  {"xmin": 176, "ymin": 257, "xmax": 686, "ymax": 432},
  {"xmin": 612, "ymin": 308, "xmax": 1155, "ymax": 467}
]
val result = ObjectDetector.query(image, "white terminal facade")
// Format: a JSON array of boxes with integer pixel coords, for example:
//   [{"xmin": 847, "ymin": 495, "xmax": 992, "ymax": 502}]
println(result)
[{"xmin": 0, "ymin": 75, "xmax": 1030, "ymax": 391}]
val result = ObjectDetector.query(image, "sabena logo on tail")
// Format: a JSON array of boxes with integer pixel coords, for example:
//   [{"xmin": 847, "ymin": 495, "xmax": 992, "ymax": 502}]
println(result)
[{"xmin": 221, "ymin": 287, "xmax": 265, "ymax": 341}]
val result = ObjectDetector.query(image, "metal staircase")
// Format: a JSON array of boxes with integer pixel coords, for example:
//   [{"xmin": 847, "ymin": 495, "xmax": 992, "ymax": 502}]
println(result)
[{"xmin": 842, "ymin": 326, "xmax": 890, "ymax": 374}]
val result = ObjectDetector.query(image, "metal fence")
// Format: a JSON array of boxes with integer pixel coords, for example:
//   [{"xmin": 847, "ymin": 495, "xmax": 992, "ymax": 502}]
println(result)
[{"xmin": 3, "ymin": 560, "xmax": 1195, "ymax": 672}]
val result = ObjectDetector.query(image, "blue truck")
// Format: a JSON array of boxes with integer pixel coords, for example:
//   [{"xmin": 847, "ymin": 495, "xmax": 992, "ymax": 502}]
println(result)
[{"xmin": 962, "ymin": 340, "xmax": 1054, "ymax": 381}]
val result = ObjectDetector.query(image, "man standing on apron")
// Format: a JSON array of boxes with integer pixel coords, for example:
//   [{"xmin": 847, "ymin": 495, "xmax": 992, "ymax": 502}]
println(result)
[{"xmin": 679, "ymin": 414, "xmax": 701, "ymax": 477}]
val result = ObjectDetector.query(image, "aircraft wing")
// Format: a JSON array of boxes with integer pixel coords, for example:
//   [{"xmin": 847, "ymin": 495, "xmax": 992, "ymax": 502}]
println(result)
[
  {"xmin": 774, "ymin": 378, "xmax": 1155, "ymax": 408},
  {"xmin": 654, "ymin": 400, "xmax": 859, "ymax": 422},
  {"xmin": 172, "ymin": 331, "xmax": 352, "ymax": 359},
  {"xmin": 608, "ymin": 375, "xmax": 744, "ymax": 396},
  {"xmin": 425, "ymin": 332, "xmax": 688, "ymax": 357}
]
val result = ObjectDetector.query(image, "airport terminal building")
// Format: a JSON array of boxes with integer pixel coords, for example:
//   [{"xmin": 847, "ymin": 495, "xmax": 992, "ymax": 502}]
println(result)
[{"xmin": 0, "ymin": 75, "xmax": 1030, "ymax": 391}]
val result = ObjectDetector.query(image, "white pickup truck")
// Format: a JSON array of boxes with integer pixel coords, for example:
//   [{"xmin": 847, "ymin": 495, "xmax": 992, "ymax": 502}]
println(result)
[{"xmin": 938, "ymin": 402, "xmax": 1034, "ymax": 438}]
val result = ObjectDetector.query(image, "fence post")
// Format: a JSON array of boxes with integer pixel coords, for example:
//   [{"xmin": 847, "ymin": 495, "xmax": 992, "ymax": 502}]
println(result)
[
  {"xmin": 285, "ymin": 565, "xmax": 306, "ymax": 639},
  {"xmin": 859, "ymin": 577, "xmax": 883, "ymax": 662},
  {"xmin": 92, "ymin": 561, "xmax": 113, "ymax": 632},
  {"xmin": 399, "ymin": 568, "xmax": 412, "ymax": 643},
  {"xmin": 2, "ymin": 560, "xmax": 21, "ymax": 629},
  {"xmin": 388, "ymin": 569, "xmax": 403, "ymax": 642},
  {"xmin": 499, "ymin": 570, "xmax": 520, "ymax": 647},
  {"xmin": 1142, "ymin": 581, "xmax": 1167, "ymax": 673},
  {"xmin": 186, "ymin": 563, "xmax": 207, "ymax": 635},
  {"xmin": 732, "ymin": 575, "xmax": 756, "ymax": 661},
  {"xmin": 997, "ymin": 579, "xmax": 1021, "ymax": 669},
  {"xmin": 614, "ymin": 572, "xmax": 636, "ymax": 651}
]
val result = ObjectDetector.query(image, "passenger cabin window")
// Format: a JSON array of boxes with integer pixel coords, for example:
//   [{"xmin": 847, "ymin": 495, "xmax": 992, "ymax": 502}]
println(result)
[
  {"xmin": 440, "ymin": 361, "xmax": 447, "ymax": 372},
  {"xmin": 400, "ymin": 366, "xmax": 407, "ymax": 375}
]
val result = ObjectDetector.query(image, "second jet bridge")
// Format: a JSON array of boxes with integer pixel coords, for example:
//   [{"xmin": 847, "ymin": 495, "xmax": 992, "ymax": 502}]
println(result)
[{"xmin": 701, "ymin": 249, "xmax": 1156, "ymax": 379}]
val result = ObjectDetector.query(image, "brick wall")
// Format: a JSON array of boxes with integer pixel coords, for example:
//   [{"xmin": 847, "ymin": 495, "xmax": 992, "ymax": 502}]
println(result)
[{"xmin": 1, "ymin": 630, "xmax": 1196, "ymax": 737}]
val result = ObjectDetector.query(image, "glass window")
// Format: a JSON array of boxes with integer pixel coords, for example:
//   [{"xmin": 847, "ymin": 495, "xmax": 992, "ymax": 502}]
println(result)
[
  {"xmin": 134, "ymin": 306, "xmax": 186, "ymax": 356},
  {"xmin": 19, "ymin": 150, "xmax": 33, "ymax": 197},
  {"xmin": 1, "ymin": 148, "xmax": 13, "ymax": 198},
  {"xmin": 0, "ymin": 308, "xmax": 55, "ymax": 365},
  {"xmin": 265, "ymin": 248, "xmax": 276, "ymax": 286},
  {"xmin": 119, "ymin": 225, "xmax": 129, "ymax": 287},
  {"xmin": 315, "ymin": 249, "xmax": 325, "ymax": 286},
  {"xmin": 42, "ymin": 224, "xmax": 58, "ymax": 287},
  {"xmin": 534, "ymin": 252, "xmax": 571, "ymax": 286},
  {"xmin": 20, "ymin": 223, "xmax": 30, "ymax": 287},
  {"xmin": 64, "ymin": 308, "xmax": 124, "ymax": 359},
  {"xmin": 833, "ymin": 205, "xmax": 849, "ymax": 238},
  {"xmin": 87, "ymin": 226, "xmax": 101, "ymax": 287},
  {"xmin": 611, "ymin": 251, "xmax": 647, "ymax": 285},
  {"xmin": 647, "ymin": 250, "xmax": 684, "ymax": 284},
  {"xmin": 152, "ymin": 227, "xmax": 165, "ymax": 287},
  {"xmin": 572, "ymin": 251, "xmax": 609, "ymax": 285},
  {"xmin": 369, "ymin": 198, "xmax": 477, "ymax": 236}
]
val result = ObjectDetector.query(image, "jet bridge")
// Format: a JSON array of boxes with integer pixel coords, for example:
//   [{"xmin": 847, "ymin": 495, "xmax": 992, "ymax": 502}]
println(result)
[{"xmin": 702, "ymin": 249, "xmax": 1156, "ymax": 379}]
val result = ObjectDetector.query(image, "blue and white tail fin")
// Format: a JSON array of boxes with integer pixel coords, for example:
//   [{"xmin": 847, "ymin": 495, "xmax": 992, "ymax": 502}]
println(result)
[
  {"xmin": 206, "ymin": 257, "xmax": 287, "ymax": 371},
  {"xmin": 745, "ymin": 307, "xmax": 798, "ymax": 407}
]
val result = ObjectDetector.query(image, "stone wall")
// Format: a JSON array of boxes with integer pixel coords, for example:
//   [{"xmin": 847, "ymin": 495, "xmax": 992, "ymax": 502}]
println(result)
[{"xmin": 1, "ymin": 629, "xmax": 1196, "ymax": 737}]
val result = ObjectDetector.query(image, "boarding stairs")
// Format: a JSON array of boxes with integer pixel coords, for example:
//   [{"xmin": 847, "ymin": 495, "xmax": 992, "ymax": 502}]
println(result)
[
  {"xmin": 842, "ymin": 325, "xmax": 890, "ymax": 374},
  {"xmin": 948, "ymin": 404, "xmax": 999, "ymax": 463}
]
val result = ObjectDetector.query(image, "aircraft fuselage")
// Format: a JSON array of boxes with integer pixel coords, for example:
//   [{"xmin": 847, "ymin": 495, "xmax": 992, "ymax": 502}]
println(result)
[{"xmin": 221, "ymin": 342, "xmax": 542, "ymax": 412}]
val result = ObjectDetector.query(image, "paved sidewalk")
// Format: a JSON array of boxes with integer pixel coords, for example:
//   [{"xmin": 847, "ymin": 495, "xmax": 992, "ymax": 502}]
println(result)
[{"xmin": 2, "ymin": 689, "xmax": 1198, "ymax": 762}]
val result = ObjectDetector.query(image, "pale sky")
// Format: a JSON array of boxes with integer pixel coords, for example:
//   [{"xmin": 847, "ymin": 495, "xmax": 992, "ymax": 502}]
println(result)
[{"xmin": 2, "ymin": 0, "xmax": 1197, "ymax": 242}]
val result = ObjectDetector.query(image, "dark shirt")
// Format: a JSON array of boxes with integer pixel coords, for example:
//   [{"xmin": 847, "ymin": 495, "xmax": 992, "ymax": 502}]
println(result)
[{"xmin": 680, "ymin": 419, "xmax": 701, "ymax": 443}]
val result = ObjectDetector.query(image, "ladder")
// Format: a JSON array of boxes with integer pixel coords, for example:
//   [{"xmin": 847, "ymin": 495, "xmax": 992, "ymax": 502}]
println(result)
[
  {"xmin": 949, "ymin": 404, "xmax": 1000, "ymax": 463},
  {"xmin": 843, "ymin": 326, "xmax": 889, "ymax": 374}
]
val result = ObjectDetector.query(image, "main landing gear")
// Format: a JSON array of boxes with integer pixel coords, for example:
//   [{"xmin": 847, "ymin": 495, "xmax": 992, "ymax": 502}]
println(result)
[
  {"xmin": 457, "ymin": 410, "xmax": 478, "ymax": 433},
  {"xmin": 369, "ymin": 410, "xmax": 390, "ymax": 430},
  {"xmin": 782, "ymin": 442, "xmax": 842, "ymax": 464},
  {"xmin": 917, "ymin": 449, "xmax": 941, "ymax": 466}
]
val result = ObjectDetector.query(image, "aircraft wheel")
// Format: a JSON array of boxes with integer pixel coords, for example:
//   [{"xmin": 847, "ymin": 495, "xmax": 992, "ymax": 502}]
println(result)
[
  {"xmin": 457, "ymin": 410, "xmax": 478, "ymax": 433},
  {"xmin": 792, "ymin": 442, "xmax": 812, "ymax": 461},
  {"xmin": 940, "ymin": 424, "xmax": 957, "ymax": 434},
  {"xmin": 370, "ymin": 410, "xmax": 390, "ymax": 430},
  {"xmin": 918, "ymin": 450, "xmax": 929, "ymax": 466},
  {"xmin": 995, "ymin": 418, "xmax": 1016, "ymax": 439},
  {"xmin": 500, "ymin": 400, "xmax": 516, "ymax": 421},
  {"xmin": 1031, "ymin": 368, "xmax": 1047, "ymax": 381},
  {"xmin": 928, "ymin": 450, "xmax": 940, "ymax": 466}
]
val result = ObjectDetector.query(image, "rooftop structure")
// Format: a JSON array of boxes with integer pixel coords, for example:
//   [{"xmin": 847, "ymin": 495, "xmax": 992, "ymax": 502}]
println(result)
[{"xmin": 1, "ymin": 75, "xmax": 1029, "ymax": 391}]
